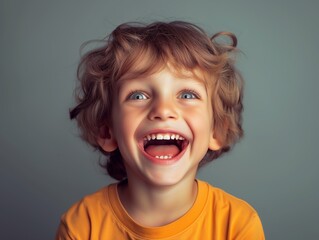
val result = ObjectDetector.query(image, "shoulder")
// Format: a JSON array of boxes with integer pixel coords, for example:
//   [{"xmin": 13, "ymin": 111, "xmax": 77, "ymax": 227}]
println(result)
[
  {"xmin": 199, "ymin": 180, "xmax": 257, "ymax": 214},
  {"xmin": 55, "ymin": 184, "xmax": 115, "ymax": 240},
  {"xmin": 66, "ymin": 185, "xmax": 110, "ymax": 217},
  {"xmin": 198, "ymin": 180, "xmax": 265, "ymax": 239}
]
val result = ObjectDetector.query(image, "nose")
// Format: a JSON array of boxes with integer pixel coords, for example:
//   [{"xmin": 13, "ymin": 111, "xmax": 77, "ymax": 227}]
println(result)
[{"xmin": 148, "ymin": 97, "xmax": 178, "ymax": 121}]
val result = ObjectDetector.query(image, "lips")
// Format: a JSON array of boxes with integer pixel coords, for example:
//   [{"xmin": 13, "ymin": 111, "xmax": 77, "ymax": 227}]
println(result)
[{"xmin": 140, "ymin": 132, "xmax": 189, "ymax": 163}]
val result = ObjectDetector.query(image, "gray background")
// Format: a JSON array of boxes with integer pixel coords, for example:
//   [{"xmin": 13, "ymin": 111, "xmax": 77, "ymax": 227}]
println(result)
[{"xmin": 1, "ymin": 0, "xmax": 318, "ymax": 239}]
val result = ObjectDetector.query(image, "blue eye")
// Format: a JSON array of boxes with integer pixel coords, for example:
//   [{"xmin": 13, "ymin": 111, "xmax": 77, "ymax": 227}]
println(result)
[
  {"xmin": 179, "ymin": 90, "xmax": 199, "ymax": 99},
  {"xmin": 128, "ymin": 91, "xmax": 147, "ymax": 100}
]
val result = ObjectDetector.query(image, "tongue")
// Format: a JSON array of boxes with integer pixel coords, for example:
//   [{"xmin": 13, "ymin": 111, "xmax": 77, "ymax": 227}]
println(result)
[{"xmin": 145, "ymin": 145, "xmax": 180, "ymax": 158}]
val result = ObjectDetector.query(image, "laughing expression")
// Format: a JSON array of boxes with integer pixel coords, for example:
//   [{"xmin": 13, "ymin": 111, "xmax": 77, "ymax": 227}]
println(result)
[{"xmin": 107, "ymin": 67, "xmax": 220, "ymax": 186}]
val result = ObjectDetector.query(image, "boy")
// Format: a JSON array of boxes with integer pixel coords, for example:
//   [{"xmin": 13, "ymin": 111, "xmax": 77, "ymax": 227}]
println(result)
[{"xmin": 56, "ymin": 21, "xmax": 265, "ymax": 239}]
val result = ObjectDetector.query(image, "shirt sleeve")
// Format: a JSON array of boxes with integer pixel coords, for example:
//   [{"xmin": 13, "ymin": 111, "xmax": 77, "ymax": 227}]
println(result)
[
  {"xmin": 55, "ymin": 220, "xmax": 75, "ymax": 240},
  {"xmin": 235, "ymin": 213, "xmax": 265, "ymax": 240},
  {"xmin": 54, "ymin": 200, "xmax": 91, "ymax": 240}
]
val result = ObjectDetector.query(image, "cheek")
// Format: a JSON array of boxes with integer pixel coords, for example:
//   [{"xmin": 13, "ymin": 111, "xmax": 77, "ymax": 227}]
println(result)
[
  {"xmin": 113, "ymin": 107, "xmax": 140, "ymax": 143},
  {"xmin": 186, "ymin": 105, "xmax": 213, "ymax": 127},
  {"xmin": 111, "ymin": 107, "xmax": 129, "ymax": 142},
  {"xmin": 184, "ymin": 105, "xmax": 214, "ymax": 146}
]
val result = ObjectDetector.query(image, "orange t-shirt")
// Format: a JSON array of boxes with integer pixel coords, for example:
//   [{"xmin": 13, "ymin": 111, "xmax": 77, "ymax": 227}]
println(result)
[{"xmin": 56, "ymin": 180, "xmax": 265, "ymax": 239}]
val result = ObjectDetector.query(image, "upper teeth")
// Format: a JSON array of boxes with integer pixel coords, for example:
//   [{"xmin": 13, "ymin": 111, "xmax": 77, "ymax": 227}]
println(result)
[{"xmin": 144, "ymin": 133, "xmax": 185, "ymax": 141}]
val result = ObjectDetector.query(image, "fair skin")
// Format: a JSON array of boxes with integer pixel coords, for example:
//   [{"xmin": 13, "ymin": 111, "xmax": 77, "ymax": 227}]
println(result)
[{"xmin": 98, "ymin": 66, "xmax": 221, "ymax": 227}]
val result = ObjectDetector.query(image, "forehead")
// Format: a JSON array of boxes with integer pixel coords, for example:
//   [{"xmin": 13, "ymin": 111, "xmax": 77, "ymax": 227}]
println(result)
[
  {"xmin": 117, "ymin": 62, "xmax": 211, "ymax": 89},
  {"xmin": 172, "ymin": 66, "xmax": 209, "ymax": 84}
]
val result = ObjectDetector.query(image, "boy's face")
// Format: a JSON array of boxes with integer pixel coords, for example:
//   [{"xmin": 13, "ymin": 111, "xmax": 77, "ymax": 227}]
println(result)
[{"xmin": 100, "ymin": 67, "xmax": 220, "ymax": 187}]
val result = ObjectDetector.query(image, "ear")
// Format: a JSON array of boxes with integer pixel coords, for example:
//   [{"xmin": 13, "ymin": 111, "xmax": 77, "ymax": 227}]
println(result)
[
  {"xmin": 208, "ymin": 135, "xmax": 222, "ymax": 151},
  {"xmin": 97, "ymin": 125, "xmax": 118, "ymax": 152}
]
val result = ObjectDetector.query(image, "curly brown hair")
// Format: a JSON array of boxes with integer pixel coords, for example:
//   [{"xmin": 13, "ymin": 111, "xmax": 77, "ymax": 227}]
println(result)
[{"xmin": 70, "ymin": 21, "xmax": 244, "ymax": 181}]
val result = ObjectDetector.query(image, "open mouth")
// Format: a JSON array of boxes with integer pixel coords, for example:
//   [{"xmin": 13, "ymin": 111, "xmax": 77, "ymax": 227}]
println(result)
[{"xmin": 142, "ymin": 133, "xmax": 189, "ymax": 160}]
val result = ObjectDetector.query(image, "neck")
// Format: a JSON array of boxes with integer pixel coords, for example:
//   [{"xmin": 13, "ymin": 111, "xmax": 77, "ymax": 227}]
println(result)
[{"xmin": 117, "ymin": 177, "xmax": 198, "ymax": 227}]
